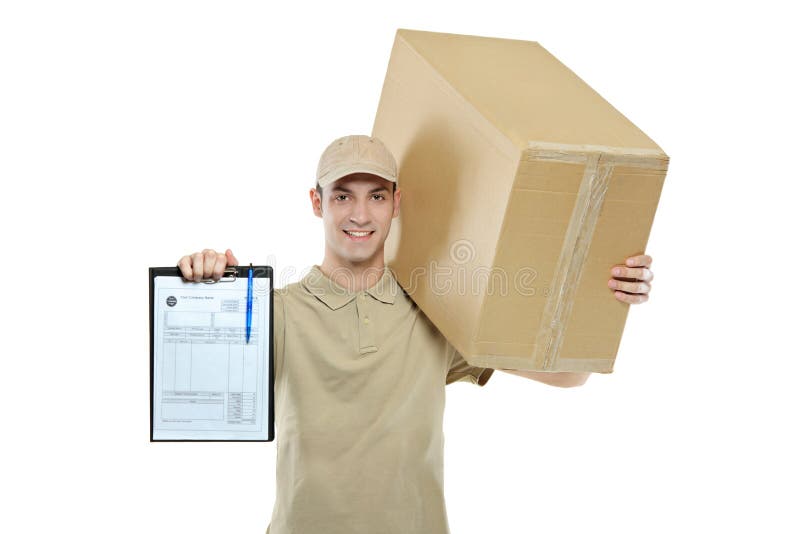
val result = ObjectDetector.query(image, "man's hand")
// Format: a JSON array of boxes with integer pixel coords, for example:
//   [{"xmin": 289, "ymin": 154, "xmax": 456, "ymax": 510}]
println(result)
[
  {"xmin": 608, "ymin": 253, "xmax": 653, "ymax": 304},
  {"xmin": 177, "ymin": 248, "xmax": 239, "ymax": 282}
]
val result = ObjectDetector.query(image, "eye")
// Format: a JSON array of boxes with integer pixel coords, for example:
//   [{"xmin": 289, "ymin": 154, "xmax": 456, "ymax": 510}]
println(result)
[
  {"xmin": 334, "ymin": 194, "xmax": 348, "ymax": 201},
  {"xmin": 372, "ymin": 194, "xmax": 385, "ymax": 200}
]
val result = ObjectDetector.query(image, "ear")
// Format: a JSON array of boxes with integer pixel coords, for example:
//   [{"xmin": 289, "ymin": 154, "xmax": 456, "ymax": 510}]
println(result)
[
  {"xmin": 310, "ymin": 188, "xmax": 323, "ymax": 218},
  {"xmin": 392, "ymin": 187, "xmax": 402, "ymax": 218}
]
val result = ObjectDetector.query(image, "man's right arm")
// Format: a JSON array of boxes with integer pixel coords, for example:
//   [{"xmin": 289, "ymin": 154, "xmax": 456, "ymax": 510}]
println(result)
[{"xmin": 177, "ymin": 248, "xmax": 238, "ymax": 282}]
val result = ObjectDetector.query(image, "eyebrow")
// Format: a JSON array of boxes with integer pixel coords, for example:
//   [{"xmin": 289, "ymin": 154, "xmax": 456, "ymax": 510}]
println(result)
[{"xmin": 331, "ymin": 186, "xmax": 389, "ymax": 194}]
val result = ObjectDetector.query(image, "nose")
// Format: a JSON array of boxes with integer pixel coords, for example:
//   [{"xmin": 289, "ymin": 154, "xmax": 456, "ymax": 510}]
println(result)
[{"xmin": 348, "ymin": 198, "xmax": 371, "ymax": 226}]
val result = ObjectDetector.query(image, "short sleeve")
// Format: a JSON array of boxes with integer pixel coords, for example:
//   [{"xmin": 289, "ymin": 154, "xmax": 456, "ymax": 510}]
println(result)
[
  {"xmin": 273, "ymin": 287, "xmax": 286, "ymax": 384},
  {"xmin": 445, "ymin": 341, "xmax": 494, "ymax": 387}
]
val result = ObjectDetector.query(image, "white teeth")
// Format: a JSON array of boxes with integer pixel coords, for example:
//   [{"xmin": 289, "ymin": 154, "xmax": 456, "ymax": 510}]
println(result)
[{"xmin": 346, "ymin": 231, "xmax": 371, "ymax": 237}]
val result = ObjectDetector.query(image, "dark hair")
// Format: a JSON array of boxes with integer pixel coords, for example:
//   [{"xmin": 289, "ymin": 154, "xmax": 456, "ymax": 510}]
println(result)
[{"xmin": 316, "ymin": 181, "xmax": 396, "ymax": 201}]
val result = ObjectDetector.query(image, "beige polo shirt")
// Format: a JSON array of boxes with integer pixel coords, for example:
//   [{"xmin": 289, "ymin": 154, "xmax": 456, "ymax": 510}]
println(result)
[{"xmin": 266, "ymin": 264, "xmax": 494, "ymax": 534}]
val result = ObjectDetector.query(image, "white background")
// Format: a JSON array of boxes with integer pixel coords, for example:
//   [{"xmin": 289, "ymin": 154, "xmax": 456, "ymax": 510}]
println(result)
[{"xmin": 2, "ymin": 1, "xmax": 798, "ymax": 533}]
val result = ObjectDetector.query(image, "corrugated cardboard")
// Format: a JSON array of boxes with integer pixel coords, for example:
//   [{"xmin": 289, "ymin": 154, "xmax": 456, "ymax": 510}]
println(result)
[{"xmin": 372, "ymin": 29, "xmax": 669, "ymax": 373}]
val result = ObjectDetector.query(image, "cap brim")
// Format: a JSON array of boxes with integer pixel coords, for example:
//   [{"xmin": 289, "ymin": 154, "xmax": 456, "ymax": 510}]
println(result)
[{"xmin": 317, "ymin": 164, "xmax": 397, "ymax": 188}]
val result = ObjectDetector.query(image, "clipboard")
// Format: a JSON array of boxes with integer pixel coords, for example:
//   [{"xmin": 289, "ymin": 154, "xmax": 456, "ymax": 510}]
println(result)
[{"xmin": 149, "ymin": 266, "xmax": 274, "ymax": 442}]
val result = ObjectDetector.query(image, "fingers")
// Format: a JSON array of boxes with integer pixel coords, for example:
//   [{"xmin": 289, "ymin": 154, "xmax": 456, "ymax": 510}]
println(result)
[
  {"xmin": 177, "ymin": 255, "xmax": 193, "ymax": 280},
  {"xmin": 625, "ymin": 254, "xmax": 652, "ymax": 268},
  {"xmin": 610, "ymin": 265, "xmax": 654, "ymax": 282},
  {"xmin": 613, "ymin": 290, "xmax": 649, "ymax": 304},
  {"xmin": 609, "ymin": 256, "xmax": 654, "ymax": 305},
  {"xmin": 226, "ymin": 249, "xmax": 239, "ymax": 267},
  {"xmin": 177, "ymin": 248, "xmax": 236, "ymax": 282},
  {"xmin": 212, "ymin": 252, "xmax": 227, "ymax": 281},
  {"xmin": 178, "ymin": 249, "xmax": 226, "ymax": 282},
  {"xmin": 608, "ymin": 279, "xmax": 651, "ymax": 294},
  {"xmin": 202, "ymin": 249, "xmax": 218, "ymax": 280},
  {"xmin": 188, "ymin": 252, "xmax": 203, "ymax": 282}
]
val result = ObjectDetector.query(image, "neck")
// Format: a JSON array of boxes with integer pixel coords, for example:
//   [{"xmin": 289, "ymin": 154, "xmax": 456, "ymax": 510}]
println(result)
[{"xmin": 319, "ymin": 250, "xmax": 386, "ymax": 293}]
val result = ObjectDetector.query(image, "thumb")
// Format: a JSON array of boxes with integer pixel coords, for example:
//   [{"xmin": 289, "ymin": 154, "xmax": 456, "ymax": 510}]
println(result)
[{"xmin": 226, "ymin": 249, "xmax": 239, "ymax": 266}]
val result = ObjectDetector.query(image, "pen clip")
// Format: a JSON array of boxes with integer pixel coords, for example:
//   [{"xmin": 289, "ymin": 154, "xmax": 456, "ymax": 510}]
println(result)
[{"xmin": 202, "ymin": 266, "xmax": 238, "ymax": 284}]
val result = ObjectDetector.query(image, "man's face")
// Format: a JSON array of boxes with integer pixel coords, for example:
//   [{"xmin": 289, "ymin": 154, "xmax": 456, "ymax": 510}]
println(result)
[{"xmin": 310, "ymin": 173, "xmax": 401, "ymax": 266}]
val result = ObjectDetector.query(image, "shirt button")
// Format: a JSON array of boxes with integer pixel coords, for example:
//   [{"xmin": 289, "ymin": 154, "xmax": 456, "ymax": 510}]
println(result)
[{"xmin": 363, "ymin": 317, "xmax": 370, "ymax": 324}]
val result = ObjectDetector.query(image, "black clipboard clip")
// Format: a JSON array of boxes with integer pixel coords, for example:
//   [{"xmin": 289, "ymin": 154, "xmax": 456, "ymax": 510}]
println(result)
[{"xmin": 201, "ymin": 266, "xmax": 238, "ymax": 284}]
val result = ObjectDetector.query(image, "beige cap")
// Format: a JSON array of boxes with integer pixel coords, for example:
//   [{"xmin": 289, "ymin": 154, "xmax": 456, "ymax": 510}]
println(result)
[{"xmin": 316, "ymin": 135, "xmax": 398, "ymax": 188}]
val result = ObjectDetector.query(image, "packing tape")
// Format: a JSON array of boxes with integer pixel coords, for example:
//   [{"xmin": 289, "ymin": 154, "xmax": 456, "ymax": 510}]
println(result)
[{"xmin": 526, "ymin": 143, "xmax": 668, "ymax": 369}]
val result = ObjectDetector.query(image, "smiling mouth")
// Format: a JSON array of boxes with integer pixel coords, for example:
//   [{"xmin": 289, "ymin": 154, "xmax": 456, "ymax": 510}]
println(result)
[{"xmin": 343, "ymin": 230, "xmax": 374, "ymax": 240}]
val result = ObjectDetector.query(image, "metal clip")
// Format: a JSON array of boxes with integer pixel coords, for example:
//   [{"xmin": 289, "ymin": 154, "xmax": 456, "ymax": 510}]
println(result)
[{"xmin": 202, "ymin": 267, "xmax": 238, "ymax": 283}]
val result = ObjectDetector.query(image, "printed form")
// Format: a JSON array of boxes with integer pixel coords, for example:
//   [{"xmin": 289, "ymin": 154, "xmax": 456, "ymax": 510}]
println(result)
[{"xmin": 152, "ymin": 275, "xmax": 271, "ymax": 440}]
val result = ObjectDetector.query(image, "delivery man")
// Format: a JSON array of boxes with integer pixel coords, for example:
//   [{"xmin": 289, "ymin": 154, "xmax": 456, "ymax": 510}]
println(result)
[{"xmin": 177, "ymin": 134, "xmax": 654, "ymax": 534}]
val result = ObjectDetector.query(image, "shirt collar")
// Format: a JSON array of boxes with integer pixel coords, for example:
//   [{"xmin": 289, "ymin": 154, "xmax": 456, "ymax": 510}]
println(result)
[{"xmin": 301, "ymin": 265, "xmax": 399, "ymax": 310}]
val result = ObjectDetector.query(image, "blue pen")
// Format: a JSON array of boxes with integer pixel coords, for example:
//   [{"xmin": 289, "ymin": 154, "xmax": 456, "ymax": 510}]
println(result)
[{"xmin": 246, "ymin": 263, "xmax": 253, "ymax": 343}]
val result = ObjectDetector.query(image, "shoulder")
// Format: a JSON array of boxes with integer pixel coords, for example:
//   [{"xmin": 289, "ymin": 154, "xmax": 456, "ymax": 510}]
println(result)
[
  {"xmin": 273, "ymin": 279, "xmax": 321, "ymax": 317},
  {"xmin": 272, "ymin": 281, "xmax": 303, "ymax": 316},
  {"xmin": 274, "ymin": 280, "xmax": 304, "ymax": 302}
]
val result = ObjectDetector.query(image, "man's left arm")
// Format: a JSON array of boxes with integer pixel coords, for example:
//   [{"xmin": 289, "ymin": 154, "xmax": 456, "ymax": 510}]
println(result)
[
  {"xmin": 499, "ymin": 369, "xmax": 591, "ymax": 388},
  {"xmin": 500, "ymin": 253, "xmax": 655, "ymax": 387}
]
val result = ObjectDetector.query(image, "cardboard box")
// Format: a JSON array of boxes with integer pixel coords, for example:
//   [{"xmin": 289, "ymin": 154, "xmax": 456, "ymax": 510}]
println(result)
[{"xmin": 372, "ymin": 29, "xmax": 669, "ymax": 373}]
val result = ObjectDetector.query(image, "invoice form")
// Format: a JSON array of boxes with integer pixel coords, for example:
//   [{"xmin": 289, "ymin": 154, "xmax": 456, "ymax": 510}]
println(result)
[{"xmin": 151, "ymin": 274, "xmax": 271, "ymax": 440}]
